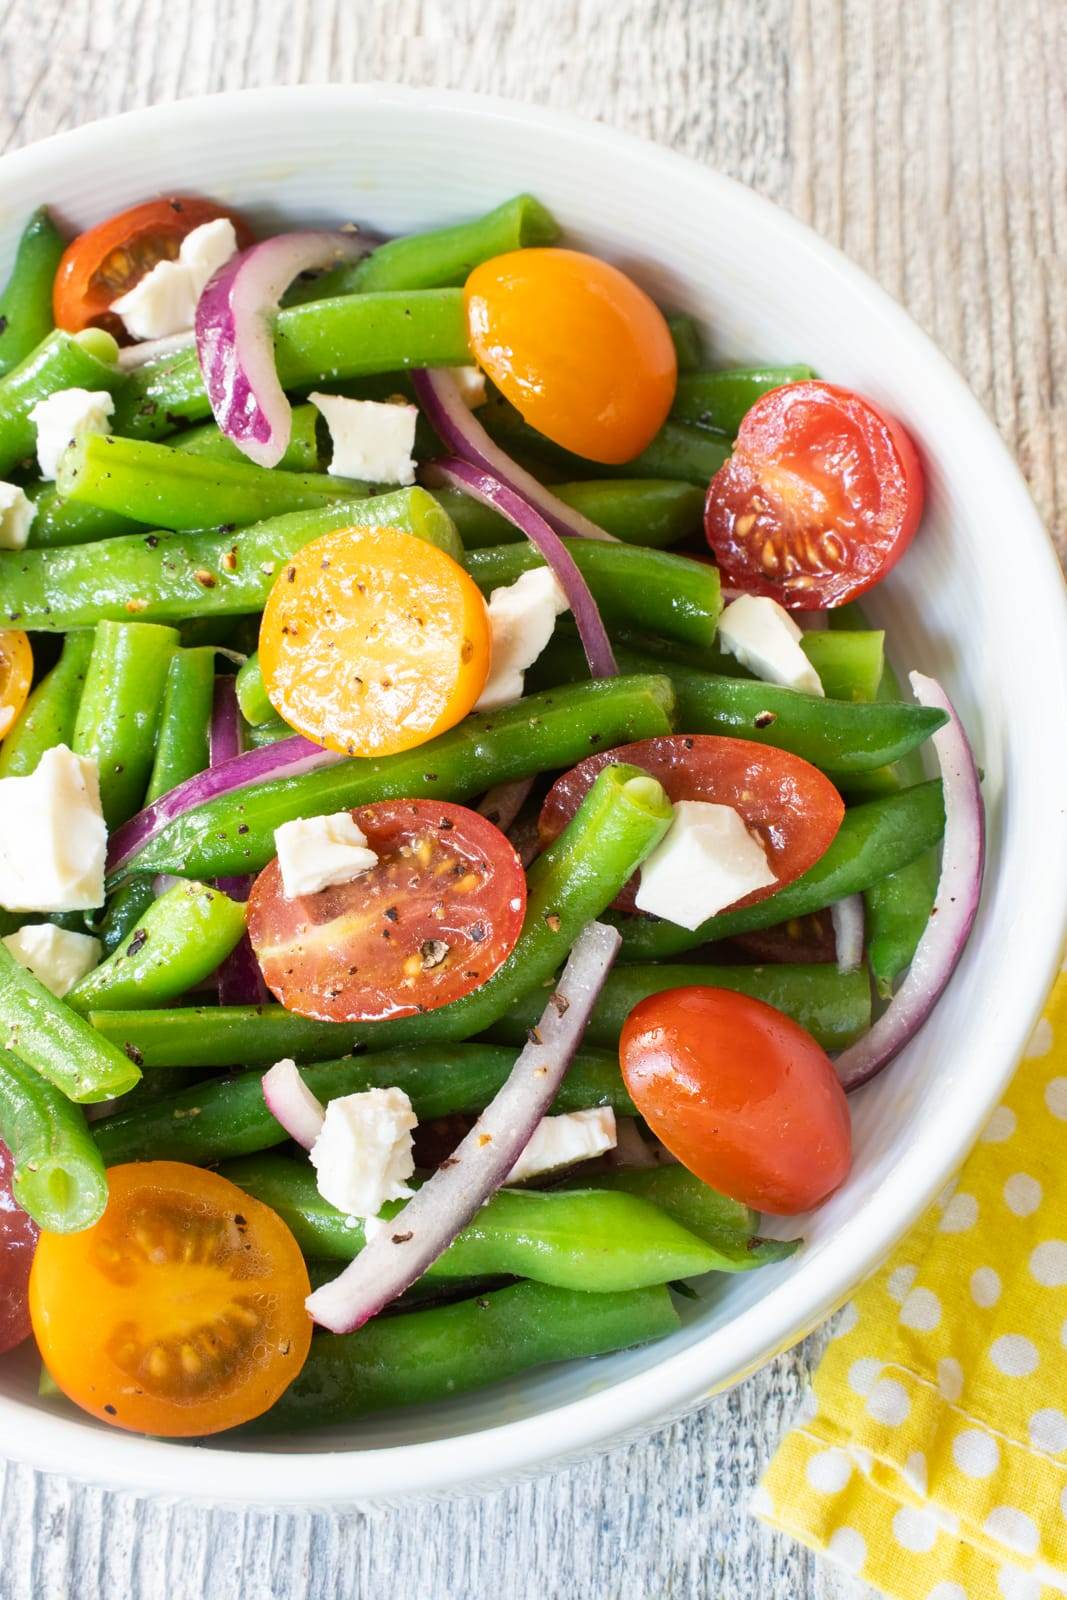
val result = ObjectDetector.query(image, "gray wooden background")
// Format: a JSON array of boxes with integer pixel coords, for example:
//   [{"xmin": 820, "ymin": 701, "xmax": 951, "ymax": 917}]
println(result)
[{"xmin": 0, "ymin": 2, "xmax": 1062, "ymax": 1597}]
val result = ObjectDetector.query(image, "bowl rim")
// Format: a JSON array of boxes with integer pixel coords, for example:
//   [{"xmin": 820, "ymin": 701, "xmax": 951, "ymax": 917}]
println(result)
[{"xmin": 2, "ymin": 80, "xmax": 1066, "ymax": 1506}]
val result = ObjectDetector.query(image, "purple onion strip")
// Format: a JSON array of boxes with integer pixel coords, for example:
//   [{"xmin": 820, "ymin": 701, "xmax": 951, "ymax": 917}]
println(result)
[
  {"xmin": 261, "ymin": 1059, "xmax": 326, "ymax": 1151},
  {"xmin": 305, "ymin": 919, "xmax": 622, "ymax": 1333}
]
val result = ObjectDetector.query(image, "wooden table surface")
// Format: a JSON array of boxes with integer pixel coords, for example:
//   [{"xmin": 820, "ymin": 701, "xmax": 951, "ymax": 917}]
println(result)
[{"xmin": 0, "ymin": 2, "xmax": 1062, "ymax": 1596}]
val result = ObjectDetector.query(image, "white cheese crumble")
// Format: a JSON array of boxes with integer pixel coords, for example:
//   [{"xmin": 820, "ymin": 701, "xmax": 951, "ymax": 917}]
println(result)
[
  {"xmin": 308, "ymin": 392, "xmax": 418, "ymax": 484},
  {"xmin": 273, "ymin": 812, "xmax": 378, "ymax": 899},
  {"xmin": 474, "ymin": 567, "xmax": 570, "ymax": 711},
  {"xmin": 0, "ymin": 482, "xmax": 36, "ymax": 550},
  {"xmin": 29, "ymin": 388, "xmax": 114, "ymax": 480},
  {"xmin": 111, "ymin": 217, "xmax": 238, "ymax": 341},
  {"xmin": 310, "ymin": 1087, "xmax": 418, "ymax": 1221},
  {"xmin": 0, "ymin": 745, "xmax": 107, "ymax": 913},
  {"xmin": 717, "ymin": 593, "xmax": 824, "ymax": 696},
  {"xmin": 633, "ymin": 799, "xmax": 776, "ymax": 930},
  {"xmin": 507, "ymin": 1107, "xmax": 618, "ymax": 1184},
  {"xmin": 448, "ymin": 366, "xmax": 488, "ymax": 408},
  {"xmin": 1, "ymin": 923, "xmax": 101, "ymax": 997}
]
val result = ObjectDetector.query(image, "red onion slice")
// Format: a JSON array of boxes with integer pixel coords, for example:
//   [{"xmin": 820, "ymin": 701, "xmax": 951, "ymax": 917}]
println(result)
[
  {"xmin": 196, "ymin": 232, "xmax": 371, "ymax": 468},
  {"xmin": 830, "ymin": 894, "xmax": 865, "ymax": 974},
  {"xmin": 305, "ymin": 919, "xmax": 622, "ymax": 1332},
  {"xmin": 834, "ymin": 673, "xmax": 984, "ymax": 1092},
  {"xmin": 477, "ymin": 778, "xmax": 534, "ymax": 834},
  {"xmin": 209, "ymin": 675, "xmax": 243, "ymax": 767},
  {"xmin": 428, "ymin": 457, "xmax": 618, "ymax": 681},
  {"xmin": 412, "ymin": 368, "xmax": 616, "ymax": 543},
  {"xmin": 262, "ymin": 1059, "xmax": 325, "ymax": 1151},
  {"xmin": 107, "ymin": 736, "xmax": 343, "ymax": 878},
  {"xmin": 207, "ymin": 676, "xmax": 271, "ymax": 1004}
]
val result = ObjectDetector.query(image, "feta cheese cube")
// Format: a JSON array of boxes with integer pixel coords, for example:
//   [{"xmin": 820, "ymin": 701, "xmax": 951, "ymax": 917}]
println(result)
[
  {"xmin": 633, "ymin": 799, "xmax": 776, "ymax": 930},
  {"xmin": 507, "ymin": 1107, "xmax": 617, "ymax": 1183},
  {"xmin": 111, "ymin": 217, "xmax": 238, "ymax": 341},
  {"xmin": 717, "ymin": 593, "xmax": 824, "ymax": 696},
  {"xmin": 29, "ymin": 388, "xmax": 115, "ymax": 480},
  {"xmin": 448, "ymin": 366, "xmax": 488, "ymax": 408},
  {"xmin": 474, "ymin": 567, "xmax": 570, "ymax": 711},
  {"xmin": 309, "ymin": 1086, "xmax": 417, "ymax": 1219},
  {"xmin": 308, "ymin": 392, "xmax": 418, "ymax": 484},
  {"xmin": 0, "ymin": 746, "xmax": 107, "ymax": 912},
  {"xmin": 274, "ymin": 812, "xmax": 378, "ymax": 899},
  {"xmin": 1, "ymin": 923, "xmax": 101, "ymax": 997},
  {"xmin": 0, "ymin": 482, "xmax": 36, "ymax": 550}
]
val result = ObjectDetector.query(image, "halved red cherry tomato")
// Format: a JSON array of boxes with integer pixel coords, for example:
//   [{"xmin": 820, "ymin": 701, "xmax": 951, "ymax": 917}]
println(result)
[
  {"xmin": 704, "ymin": 380, "xmax": 923, "ymax": 608},
  {"xmin": 538, "ymin": 734, "xmax": 843, "ymax": 915},
  {"xmin": 29, "ymin": 1162, "xmax": 312, "ymax": 1436},
  {"xmin": 0, "ymin": 1140, "xmax": 37, "ymax": 1356},
  {"xmin": 620, "ymin": 987, "xmax": 852, "ymax": 1214},
  {"xmin": 465, "ymin": 248, "xmax": 677, "ymax": 464},
  {"xmin": 248, "ymin": 800, "xmax": 526, "ymax": 1023},
  {"xmin": 729, "ymin": 911, "xmax": 837, "ymax": 966},
  {"xmin": 53, "ymin": 197, "xmax": 252, "ymax": 336}
]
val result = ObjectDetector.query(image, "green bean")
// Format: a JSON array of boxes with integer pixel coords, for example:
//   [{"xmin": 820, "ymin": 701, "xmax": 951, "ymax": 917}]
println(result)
[
  {"xmin": 0, "ymin": 1045, "xmax": 108, "ymax": 1231},
  {"xmin": 94, "ymin": 877, "xmax": 157, "ymax": 957},
  {"xmin": 666, "ymin": 313, "xmax": 704, "ymax": 373},
  {"xmin": 224, "ymin": 1154, "xmax": 726, "ymax": 1290},
  {"xmin": 57, "ymin": 433, "xmax": 370, "ymax": 532},
  {"xmin": 579, "ymin": 1167, "xmax": 799, "ymax": 1270},
  {"xmin": 111, "ymin": 289, "xmax": 470, "ymax": 440},
  {"xmin": 465, "ymin": 540, "xmax": 722, "ymax": 650},
  {"xmin": 488, "ymin": 962, "xmax": 872, "ymax": 1054},
  {"xmin": 0, "ymin": 631, "xmax": 94, "ymax": 779},
  {"xmin": 144, "ymin": 647, "xmax": 216, "ymax": 803},
  {"xmin": 0, "ymin": 209, "xmax": 66, "ymax": 379},
  {"xmin": 1, "ymin": 488, "xmax": 461, "ymax": 632},
  {"xmin": 864, "ymin": 657, "xmax": 939, "ymax": 995},
  {"xmin": 246, "ymin": 717, "xmax": 291, "ymax": 748},
  {"xmin": 0, "ymin": 328, "xmax": 123, "ymax": 476},
  {"xmin": 91, "ymin": 1046, "xmax": 632, "ymax": 1165},
  {"xmin": 115, "ymin": 674, "xmax": 674, "ymax": 881},
  {"xmin": 479, "ymin": 395, "xmax": 730, "ymax": 485},
  {"xmin": 247, "ymin": 1279, "xmax": 678, "ymax": 1432},
  {"xmin": 613, "ymin": 780, "xmax": 946, "ymax": 961},
  {"xmin": 26, "ymin": 406, "xmax": 326, "ymax": 550},
  {"xmin": 0, "ymin": 941, "xmax": 140, "ymax": 1103},
  {"xmin": 234, "ymin": 653, "xmax": 273, "ymax": 725},
  {"xmin": 799, "ymin": 630, "xmax": 885, "ymax": 703},
  {"xmin": 670, "ymin": 365, "xmax": 815, "ymax": 436},
  {"xmin": 437, "ymin": 478, "xmax": 705, "ymax": 551},
  {"xmin": 530, "ymin": 635, "xmax": 947, "ymax": 776},
  {"xmin": 290, "ymin": 195, "xmax": 560, "ymax": 303},
  {"xmin": 71, "ymin": 621, "xmax": 178, "ymax": 828},
  {"xmin": 67, "ymin": 881, "xmax": 246, "ymax": 1014}
]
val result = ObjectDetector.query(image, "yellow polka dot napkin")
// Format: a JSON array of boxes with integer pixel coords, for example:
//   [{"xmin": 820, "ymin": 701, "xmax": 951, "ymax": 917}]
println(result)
[{"xmin": 755, "ymin": 966, "xmax": 1067, "ymax": 1600}]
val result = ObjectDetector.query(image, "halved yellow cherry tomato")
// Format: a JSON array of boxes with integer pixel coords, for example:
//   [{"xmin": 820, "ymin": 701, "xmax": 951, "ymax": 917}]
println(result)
[
  {"xmin": 0, "ymin": 630, "xmax": 32, "ymax": 743},
  {"xmin": 259, "ymin": 524, "xmax": 492, "ymax": 758},
  {"xmin": 465, "ymin": 248, "xmax": 677, "ymax": 465},
  {"xmin": 29, "ymin": 1162, "xmax": 312, "ymax": 1437}
]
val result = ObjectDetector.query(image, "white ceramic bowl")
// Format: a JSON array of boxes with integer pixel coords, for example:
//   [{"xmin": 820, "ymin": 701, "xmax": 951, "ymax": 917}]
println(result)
[{"xmin": 1, "ymin": 84, "xmax": 1065, "ymax": 1507}]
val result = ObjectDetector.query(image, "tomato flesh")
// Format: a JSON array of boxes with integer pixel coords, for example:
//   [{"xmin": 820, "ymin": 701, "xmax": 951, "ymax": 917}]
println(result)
[
  {"xmin": 248, "ymin": 799, "xmax": 527, "ymax": 1023},
  {"xmin": 704, "ymin": 380, "xmax": 923, "ymax": 608},
  {"xmin": 620, "ymin": 987, "xmax": 852, "ymax": 1214},
  {"xmin": 29, "ymin": 1162, "xmax": 312, "ymax": 1436},
  {"xmin": 0, "ymin": 630, "xmax": 32, "ymax": 743},
  {"xmin": 538, "ymin": 734, "xmax": 843, "ymax": 915},
  {"xmin": 53, "ymin": 197, "xmax": 251, "ymax": 335},
  {"xmin": 0, "ymin": 1141, "xmax": 37, "ymax": 1356},
  {"xmin": 466, "ymin": 248, "xmax": 677, "ymax": 464}
]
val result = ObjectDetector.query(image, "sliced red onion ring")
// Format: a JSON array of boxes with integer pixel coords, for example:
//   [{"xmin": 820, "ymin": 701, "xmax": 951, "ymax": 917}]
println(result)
[
  {"xmin": 196, "ymin": 231, "xmax": 371, "ymax": 468},
  {"xmin": 116, "ymin": 330, "xmax": 197, "ymax": 370},
  {"xmin": 428, "ymin": 456, "xmax": 618, "ymax": 681},
  {"xmin": 262, "ymin": 1059, "xmax": 326, "ymax": 1151},
  {"xmin": 834, "ymin": 673, "xmax": 984, "ymax": 1092},
  {"xmin": 208, "ymin": 676, "xmax": 271, "ymax": 1004},
  {"xmin": 306, "ymin": 918, "xmax": 621, "ymax": 1333},
  {"xmin": 830, "ymin": 894, "xmax": 865, "ymax": 975},
  {"xmin": 412, "ymin": 368, "xmax": 616, "ymax": 543},
  {"xmin": 477, "ymin": 778, "xmax": 534, "ymax": 834},
  {"xmin": 107, "ymin": 736, "xmax": 343, "ymax": 878}
]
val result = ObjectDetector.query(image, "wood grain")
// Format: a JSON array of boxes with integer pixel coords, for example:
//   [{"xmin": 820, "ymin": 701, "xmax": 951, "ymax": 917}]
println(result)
[{"xmin": 0, "ymin": 2, "xmax": 1061, "ymax": 1596}]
